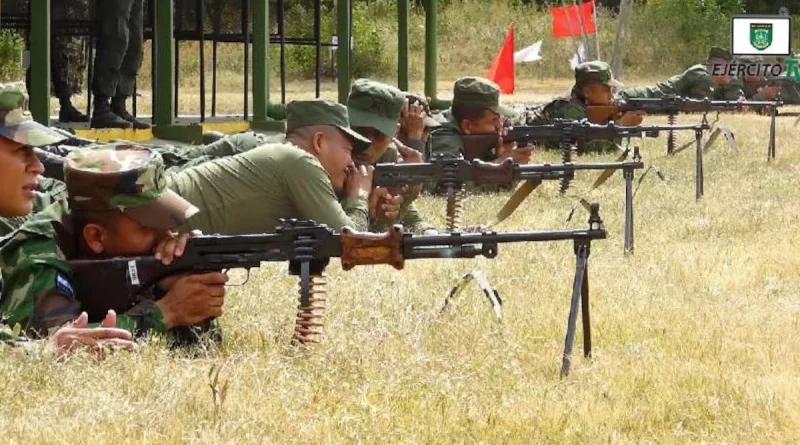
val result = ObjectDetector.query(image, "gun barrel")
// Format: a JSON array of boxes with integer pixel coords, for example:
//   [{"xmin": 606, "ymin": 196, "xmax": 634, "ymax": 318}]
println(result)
[{"xmin": 403, "ymin": 228, "xmax": 607, "ymax": 260}]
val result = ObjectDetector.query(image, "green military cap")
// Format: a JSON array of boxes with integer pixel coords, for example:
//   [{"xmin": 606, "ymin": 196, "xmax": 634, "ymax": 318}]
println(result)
[
  {"xmin": 65, "ymin": 145, "xmax": 199, "ymax": 229},
  {"xmin": 0, "ymin": 82, "xmax": 66, "ymax": 147},
  {"xmin": 405, "ymin": 92, "xmax": 441, "ymax": 128},
  {"xmin": 286, "ymin": 99, "xmax": 371, "ymax": 151},
  {"xmin": 574, "ymin": 61, "xmax": 623, "ymax": 88},
  {"xmin": 452, "ymin": 77, "xmax": 516, "ymax": 118},
  {"xmin": 347, "ymin": 79, "xmax": 405, "ymax": 137},
  {"xmin": 708, "ymin": 47, "xmax": 733, "ymax": 61}
]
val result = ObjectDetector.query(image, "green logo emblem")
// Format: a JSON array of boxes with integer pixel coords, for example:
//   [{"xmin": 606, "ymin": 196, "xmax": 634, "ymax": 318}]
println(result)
[{"xmin": 750, "ymin": 23, "xmax": 773, "ymax": 51}]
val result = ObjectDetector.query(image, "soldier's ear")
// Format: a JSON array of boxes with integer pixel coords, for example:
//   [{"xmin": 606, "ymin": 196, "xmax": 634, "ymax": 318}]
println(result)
[
  {"xmin": 460, "ymin": 119, "xmax": 473, "ymax": 135},
  {"xmin": 82, "ymin": 223, "xmax": 107, "ymax": 255}
]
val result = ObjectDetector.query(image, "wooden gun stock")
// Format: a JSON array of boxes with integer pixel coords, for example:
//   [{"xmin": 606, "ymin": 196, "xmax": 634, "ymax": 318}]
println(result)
[
  {"xmin": 584, "ymin": 105, "xmax": 619, "ymax": 123},
  {"xmin": 339, "ymin": 226, "xmax": 406, "ymax": 270}
]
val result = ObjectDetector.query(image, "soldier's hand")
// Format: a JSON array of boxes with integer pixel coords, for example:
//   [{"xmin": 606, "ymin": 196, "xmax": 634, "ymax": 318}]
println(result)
[
  {"xmin": 156, "ymin": 272, "xmax": 228, "ymax": 329},
  {"xmin": 759, "ymin": 86, "xmax": 780, "ymax": 101},
  {"xmin": 614, "ymin": 110, "xmax": 646, "ymax": 126},
  {"xmin": 495, "ymin": 141, "xmax": 533, "ymax": 164},
  {"xmin": 48, "ymin": 311, "xmax": 137, "ymax": 357},
  {"xmin": 400, "ymin": 99, "xmax": 426, "ymax": 141},
  {"xmin": 369, "ymin": 187, "xmax": 404, "ymax": 222},
  {"xmin": 395, "ymin": 141, "xmax": 425, "ymax": 198},
  {"xmin": 344, "ymin": 164, "xmax": 374, "ymax": 199},
  {"xmin": 153, "ymin": 230, "xmax": 202, "ymax": 265}
]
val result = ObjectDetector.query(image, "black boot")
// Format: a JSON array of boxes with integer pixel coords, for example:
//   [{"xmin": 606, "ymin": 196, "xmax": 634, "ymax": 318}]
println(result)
[
  {"xmin": 91, "ymin": 96, "xmax": 132, "ymax": 129},
  {"xmin": 111, "ymin": 96, "xmax": 152, "ymax": 130},
  {"xmin": 57, "ymin": 97, "xmax": 89, "ymax": 123}
]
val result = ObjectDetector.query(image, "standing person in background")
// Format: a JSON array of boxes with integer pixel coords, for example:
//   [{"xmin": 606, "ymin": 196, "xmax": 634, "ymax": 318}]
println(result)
[{"xmin": 90, "ymin": 0, "xmax": 150, "ymax": 130}]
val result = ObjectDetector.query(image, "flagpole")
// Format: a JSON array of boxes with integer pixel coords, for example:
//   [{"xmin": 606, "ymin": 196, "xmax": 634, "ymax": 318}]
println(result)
[
  {"xmin": 592, "ymin": 0, "xmax": 601, "ymax": 60},
  {"xmin": 560, "ymin": 0, "xmax": 583, "ymax": 63},
  {"xmin": 571, "ymin": 0, "xmax": 591, "ymax": 59}
]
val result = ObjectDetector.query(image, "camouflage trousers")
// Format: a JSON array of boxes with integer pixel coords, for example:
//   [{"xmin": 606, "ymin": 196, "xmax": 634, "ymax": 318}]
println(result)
[{"xmin": 2, "ymin": 132, "xmax": 270, "ymax": 237}]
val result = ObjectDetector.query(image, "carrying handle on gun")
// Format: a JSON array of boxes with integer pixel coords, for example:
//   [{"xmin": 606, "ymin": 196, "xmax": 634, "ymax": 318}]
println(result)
[{"xmin": 339, "ymin": 226, "xmax": 406, "ymax": 270}]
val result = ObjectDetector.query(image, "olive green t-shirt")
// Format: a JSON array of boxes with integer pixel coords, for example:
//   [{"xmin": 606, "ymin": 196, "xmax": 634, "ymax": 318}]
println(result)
[{"xmin": 167, "ymin": 142, "xmax": 369, "ymax": 234}]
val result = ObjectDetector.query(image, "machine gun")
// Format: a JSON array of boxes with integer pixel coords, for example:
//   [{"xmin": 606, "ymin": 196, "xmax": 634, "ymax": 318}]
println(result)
[
  {"xmin": 585, "ymin": 96, "xmax": 782, "ymax": 159},
  {"xmin": 458, "ymin": 120, "xmax": 709, "ymax": 162},
  {"xmin": 69, "ymin": 214, "xmax": 608, "ymax": 376},
  {"xmin": 374, "ymin": 154, "xmax": 644, "ymax": 252}
]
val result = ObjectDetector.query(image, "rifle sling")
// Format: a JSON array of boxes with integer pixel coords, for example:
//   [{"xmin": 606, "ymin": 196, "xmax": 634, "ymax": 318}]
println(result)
[{"xmin": 485, "ymin": 178, "xmax": 543, "ymax": 228}]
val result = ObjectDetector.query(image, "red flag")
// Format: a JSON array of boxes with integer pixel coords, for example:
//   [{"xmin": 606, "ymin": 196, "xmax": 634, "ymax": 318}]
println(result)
[
  {"xmin": 486, "ymin": 26, "xmax": 514, "ymax": 94},
  {"xmin": 551, "ymin": 1, "xmax": 596, "ymax": 38}
]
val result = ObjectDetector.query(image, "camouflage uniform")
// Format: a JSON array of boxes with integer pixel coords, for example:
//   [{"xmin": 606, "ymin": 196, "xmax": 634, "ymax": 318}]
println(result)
[
  {"xmin": 167, "ymin": 100, "xmax": 372, "ymax": 235},
  {"xmin": 518, "ymin": 61, "xmax": 623, "ymax": 152},
  {"xmin": 344, "ymin": 79, "xmax": 435, "ymax": 234},
  {"xmin": 0, "ymin": 132, "xmax": 274, "ymax": 238},
  {"xmin": 0, "ymin": 83, "xmax": 69, "ymax": 343},
  {"xmin": 0, "ymin": 146, "xmax": 200, "ymax": 338},
  {"xmin": 426, "ymin": 77, "xmax": 516, "ymax": 161}
]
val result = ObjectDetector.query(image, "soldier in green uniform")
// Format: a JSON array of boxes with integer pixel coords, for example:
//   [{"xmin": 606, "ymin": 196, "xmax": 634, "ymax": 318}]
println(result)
[
  {"xmin": 0, "ymin": 145, "xmax": 228, "ymax": 339},
  {"xmin": 91, "ymin": 0, "xmax": 150, "ymax": 129},
  {"xmin": 0, "ymin": 83, "xmax": 136, "ymax": 353},
  {"xmin": 427, "ymin": 77, "xmax": 532, "ymax": 163},
  {"xmin": 516, "ymin": 61, "xmax": 643, "ymax": 152},
  {"xmin": 167, "ymin": 99, "xmax": 383, "ymax": 235},
  {"xmin": 618, "ymin": 47, "xmax": 746, "ymax": 101},
  {"xmin": 344, "ymin": 79, "xmax": 434, "ymax": 234}
]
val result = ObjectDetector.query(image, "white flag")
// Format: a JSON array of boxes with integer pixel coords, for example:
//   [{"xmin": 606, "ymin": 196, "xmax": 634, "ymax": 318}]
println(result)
[
  {"xmin": 514, "ymin": 40, "xmax": 542, "ymax": 64},
  {"xmin": 569, "ymin": 42, "xmax": 587, "ymax": 70}
]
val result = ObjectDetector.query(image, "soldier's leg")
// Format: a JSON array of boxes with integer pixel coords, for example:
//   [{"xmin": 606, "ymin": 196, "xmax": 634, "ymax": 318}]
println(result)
[
  {"xmin": 158, "ymin": 132, "xmax": 272, "ymax": 173},
  {"xmin": 111, "ymin": 0, "xmax": 150, "ymax": 130},
  {"xmin": 53, "ymin": 36, "xmax": 88, "ymax": 123},
  {"xmin": 194, "ymin": 131, "xmax": 272, "ymax": 157},
  {"xmin": 91, "ymin": 0, "xmax": 134, "ymax": 129}
]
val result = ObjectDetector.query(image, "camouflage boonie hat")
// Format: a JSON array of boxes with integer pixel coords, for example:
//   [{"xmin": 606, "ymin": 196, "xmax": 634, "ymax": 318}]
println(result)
[
  {"xmin": 0, "ymin": 82, "xmax": 67, "ymax": 147},
  {"xmin": 286, "ymin": 99, "xmax": 371, "ymax": 152},
  {"xmin": 575, "ymin": 61, "xmax": 623, "ymax": 88},
  {"xmin": 347, "ymin": 79, "xmax": 405, "ymax": 138},
  {"xmin": 65, "ymin": 145, "xmax": 199, "ymax": 230},
  {"xmin": 452, "ymin": 77, "xmax": 516, "ymax": 118},
  {"xmin": 405, "ymin": 92, "xmax": 441, "ymax": 128},
  {"xmin": 708, "ymin": 47, "xmax": 733, "ymax": 61}
]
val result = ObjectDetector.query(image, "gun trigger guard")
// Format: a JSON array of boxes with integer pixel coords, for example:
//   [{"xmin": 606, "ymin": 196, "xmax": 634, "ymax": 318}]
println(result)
[{"xmin": 225, "ymin": 269, "xmax": 251, "ymax": 287}]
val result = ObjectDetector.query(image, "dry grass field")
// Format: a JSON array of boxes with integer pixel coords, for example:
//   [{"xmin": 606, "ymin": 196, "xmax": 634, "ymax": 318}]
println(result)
[{"xmin": 5, "ymin": 101, "xmax": 800, "ymax": 443}]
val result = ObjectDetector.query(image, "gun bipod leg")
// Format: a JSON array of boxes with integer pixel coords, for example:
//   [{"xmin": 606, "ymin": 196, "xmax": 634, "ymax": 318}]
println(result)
[
  {"xmin": 768, "ymin": 106, "xmax": 777, "ymax": 161},
  {"xmin": 695, "ymin": 129, "xmax": 704, "ymax": 201},
  {"xmin": 623, "ymin": 168, "xmax": 634, "ymax": 255},
  {"xmin": 560, "ymin": 240, "xmax": 591, "ymax": 378}
]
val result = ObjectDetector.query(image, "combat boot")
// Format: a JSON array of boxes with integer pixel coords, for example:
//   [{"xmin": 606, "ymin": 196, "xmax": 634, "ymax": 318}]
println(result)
[
  {"xmin": 111, "ymin": 96, "xmax": 152, "ymax": 130},
  {"xmin": 57, "ymin": 97, "xmax": 88, "ymax": 123},
  {"xmin": 91, "ymin": 96, "xmax": 132, "ymax": 129}
]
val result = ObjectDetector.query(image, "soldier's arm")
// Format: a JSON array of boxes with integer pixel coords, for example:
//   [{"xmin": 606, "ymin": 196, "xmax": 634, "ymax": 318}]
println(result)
[
  {"xmin": 0, "ymin": 234, "xmax": 80, "ymax": 334},
  {"xmin": 286, "ymin": 156, "xmax": 370, "ymax": 231},
  {"xmin": 398, "ymin": 202, "xmax": 435, "ymax": 234},
  {"xmin": 404, "ymin": 138, "xmax": 426, "ymax": 153}
]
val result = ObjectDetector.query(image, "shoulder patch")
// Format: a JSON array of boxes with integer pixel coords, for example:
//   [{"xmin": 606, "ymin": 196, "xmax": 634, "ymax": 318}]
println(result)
[{"xmin": 55, "ymin": 273, "xmax": 75, "ymax": 298}]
